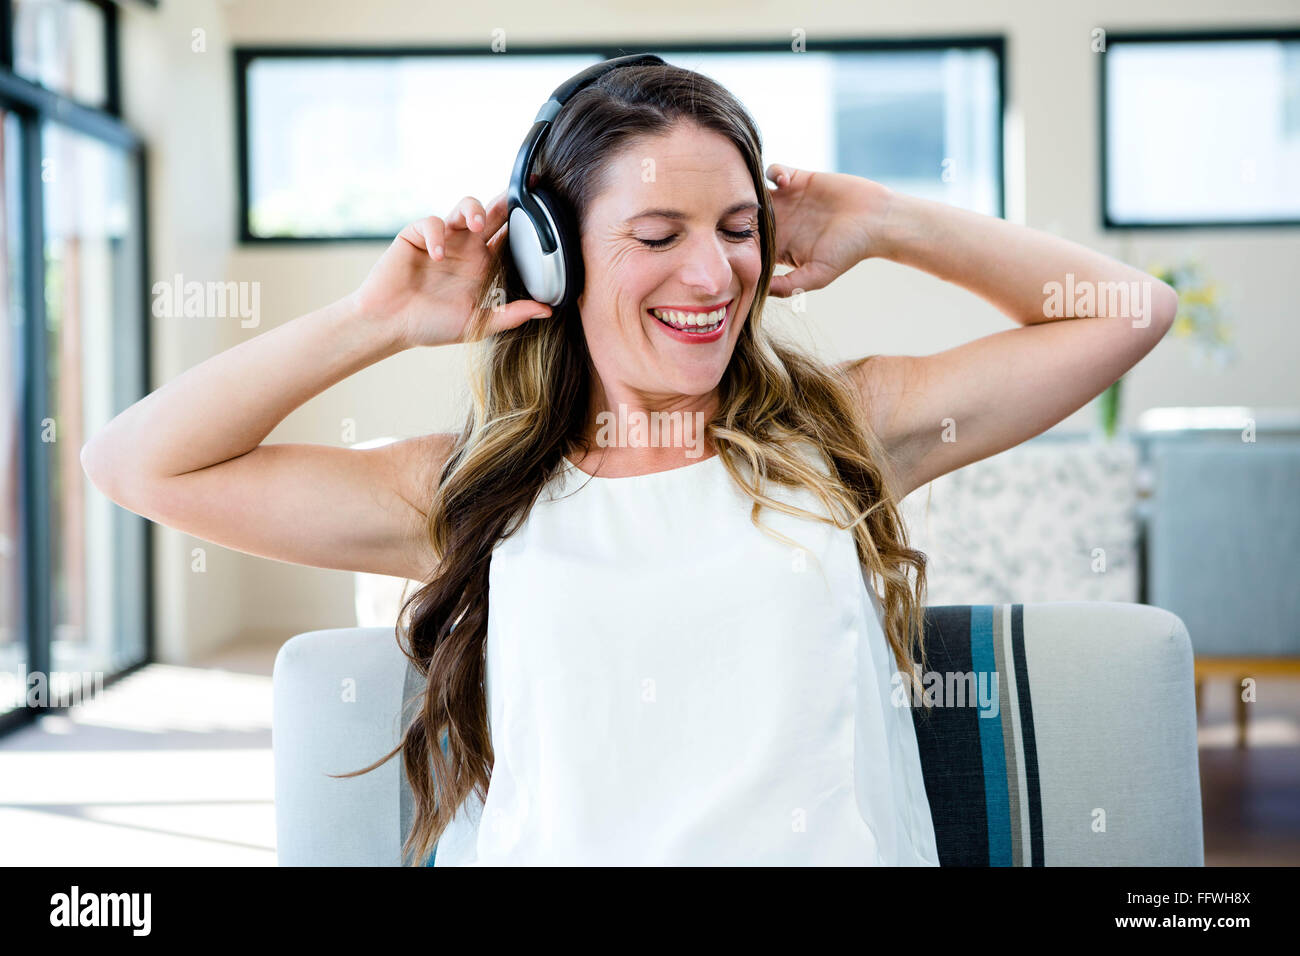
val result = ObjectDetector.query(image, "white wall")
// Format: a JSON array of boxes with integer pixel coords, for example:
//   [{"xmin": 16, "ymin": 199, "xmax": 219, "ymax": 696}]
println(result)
[
  {"xmin": 119, "ymin": 0, "xmax": 1300, "ymax": 660},
  {"xmin": 120, "ymin": 0, "xmax": 242, "ymax": 662}
]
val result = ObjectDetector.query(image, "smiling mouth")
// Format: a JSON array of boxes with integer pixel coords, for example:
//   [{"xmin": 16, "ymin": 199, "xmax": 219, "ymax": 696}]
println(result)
[{"xmin": 647, "ymin": 300, "xmax": 731, "ymax": 334}]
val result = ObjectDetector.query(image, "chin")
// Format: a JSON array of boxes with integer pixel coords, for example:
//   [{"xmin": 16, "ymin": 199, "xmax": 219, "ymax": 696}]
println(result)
[{"xmin": 662, "ymin": 365, "xmax": 728, "ymax": 394}]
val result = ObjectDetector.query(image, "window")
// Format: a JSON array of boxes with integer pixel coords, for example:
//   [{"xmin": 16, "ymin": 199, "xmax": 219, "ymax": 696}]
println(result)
[
  {"xmin": 12, "ymin": 0, "xmax": 112, "ymax": 110},
  {"xmin": 0, "ymin": 0, "xmax": 149, "ymax": 734},
  {"xmin": 42, "ymin": 122, "xmax": 145, "ymax": 677},
  {"xmin": 645, "ymin": 45, "xmax": 1002, "ymax": 217},
  {"xmin": 1101, "ymin": 29, "xmax": 1300, "ymax": 227},
  {"xmin": 1, "ymin": 109, "xmax": 25, "ymax": 717},
  {"xmin": 241, "ymin": 52, "xmax": 601, "ymax": 239},
  {"xmin": 237, "ymin": 39, "xmax": 1005, "ymax": 241}
]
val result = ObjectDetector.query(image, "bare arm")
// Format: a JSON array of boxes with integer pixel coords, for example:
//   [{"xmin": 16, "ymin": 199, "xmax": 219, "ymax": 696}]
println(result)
[
  {"xmin": 80, "ymin": 295, "xmax": 446, "ymax": 580},
  {"xmin": 80, "ymin": 191, "xmax": 552, "ymax": 581},
  {"xmin": 839, "ymin": 188, "xmax": 1177, "ymax": 498}
]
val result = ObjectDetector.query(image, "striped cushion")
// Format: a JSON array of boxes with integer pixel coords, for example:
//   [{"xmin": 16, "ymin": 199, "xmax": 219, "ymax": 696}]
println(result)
[
  {"xmin": 910, "ymin": 604, "xmax": 1043, "ymax": 866},
  {"xmin": 910, "ymin": 603, "xmax": 1201, "ymax": 866}
]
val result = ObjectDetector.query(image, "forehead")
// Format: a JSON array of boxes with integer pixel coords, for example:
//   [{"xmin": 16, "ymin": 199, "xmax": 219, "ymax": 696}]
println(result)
[{"xmin": 590, "ymin": 125, "xmax": 756, "ymax": 220}]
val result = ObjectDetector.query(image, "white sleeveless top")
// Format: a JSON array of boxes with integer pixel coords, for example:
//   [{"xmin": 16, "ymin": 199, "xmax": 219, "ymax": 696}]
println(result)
[{"xmin": 432, "ymin": 444, "xmax": 939, "ymax": 866}]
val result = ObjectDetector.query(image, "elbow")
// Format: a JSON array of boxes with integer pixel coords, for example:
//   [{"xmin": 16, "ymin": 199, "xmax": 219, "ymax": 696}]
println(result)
[
  {"xmin": 1152, "ymin": 280, "xmax": 1178, "ymax": 332},
  {"xmin": 80, "ymin": 434, "xmax": 123, "ymax": 503},
  {"xmin": 81, "ymin": 428, "xmax": 171, "ymax": 516},
  {"xmin": 79, "ymin": 436, "xmax": 101, "ymax": 482}
]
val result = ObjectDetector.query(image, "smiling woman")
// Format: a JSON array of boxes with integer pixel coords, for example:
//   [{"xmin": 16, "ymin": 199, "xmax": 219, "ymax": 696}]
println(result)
[
  {"xmin": 340, "ymin": 57, "xmax": 942, "ymax": 868},
  {"xmin": 571, "ymin": 125, "xmax": 765, "ymax": 372},
  {"xmin": 82, "ymin": 56, "xmax": 940, "ymax": 868},
  {"xmin": 83, "ymin": 43, "xmax": 1176, "ymax": 866}
]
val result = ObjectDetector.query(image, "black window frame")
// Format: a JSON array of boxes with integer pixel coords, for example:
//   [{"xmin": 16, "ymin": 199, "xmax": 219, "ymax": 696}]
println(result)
[
  {"xmin": 0, "ymin": 0, "xmax": 153, "ymax": 739},
  {"xmin": 1099, "ymin": 26, "xmax": 1300, "ymax": 230},
  {"xmin": 234, "ymin": 36, "xmax": 1007, "ymax": 244}
]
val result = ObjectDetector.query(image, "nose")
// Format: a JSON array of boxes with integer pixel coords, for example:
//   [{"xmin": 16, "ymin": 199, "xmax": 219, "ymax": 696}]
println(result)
[{"xmin": 675, "ymin": 231, "xmax": 733, "ymax": 297}]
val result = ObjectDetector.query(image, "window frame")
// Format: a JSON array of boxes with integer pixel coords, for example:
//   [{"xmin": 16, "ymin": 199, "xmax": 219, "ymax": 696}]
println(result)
[
  {"xmin": 0, "ymin": 0, "xmax": 152, "ymax": 739},
  {"xmin": 234, "ymin": 36, "xmax": 1007, "ymax": 243},
  {"xmin": 1098, "ymin": 26, "xmax": 1300, "ymax": 230}
]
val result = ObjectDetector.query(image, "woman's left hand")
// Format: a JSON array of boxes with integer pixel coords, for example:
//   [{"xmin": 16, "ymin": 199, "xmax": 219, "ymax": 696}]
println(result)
[{"xmin": 763, "ymin": 164, "xmax": 892, "ymax": 298}]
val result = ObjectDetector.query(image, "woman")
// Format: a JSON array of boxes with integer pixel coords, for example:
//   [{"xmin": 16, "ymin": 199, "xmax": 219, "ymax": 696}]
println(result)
[{"xmin": 81, "ymin": 61, "xmax": 1176, "ymax": 866}]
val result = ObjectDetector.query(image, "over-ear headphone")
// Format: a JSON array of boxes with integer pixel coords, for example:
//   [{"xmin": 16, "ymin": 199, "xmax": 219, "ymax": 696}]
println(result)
[{"xmin": 507, "ymin": 53, "xmax": 666, "ymax": 312}]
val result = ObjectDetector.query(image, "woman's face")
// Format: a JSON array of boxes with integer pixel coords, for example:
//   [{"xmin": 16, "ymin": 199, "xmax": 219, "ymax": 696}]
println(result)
[{"xmin": 575, "ymin": 122, "xmax": 763, "ymax": 418}]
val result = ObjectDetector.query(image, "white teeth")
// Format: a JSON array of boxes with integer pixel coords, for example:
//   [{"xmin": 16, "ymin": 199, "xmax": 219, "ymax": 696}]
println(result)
[{"xmin": 650, "ymin": 305, "xmax": 727, "ymax": 331}]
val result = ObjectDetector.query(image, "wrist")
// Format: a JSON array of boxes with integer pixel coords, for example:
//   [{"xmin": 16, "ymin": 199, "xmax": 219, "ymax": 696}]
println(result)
[
  {"xmin": 872, "ymin": 189, "xmax": 946, "ymax": 269},
  {"xmin": 341, "ymin": 290, "xmax": 413, "ymax": 355},
  {"xmin": 338, "ymin": 291, "xmax": 411, "ymax": 357},
  {"xmin": 859, "ymin": 180, "xmax": 902, "ymax": 262}
]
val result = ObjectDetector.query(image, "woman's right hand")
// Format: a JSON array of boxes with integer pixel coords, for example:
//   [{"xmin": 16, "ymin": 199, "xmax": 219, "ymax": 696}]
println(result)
[{"xmin": 351, "ymin": 190, "xmax": 555, "ymax": 348}]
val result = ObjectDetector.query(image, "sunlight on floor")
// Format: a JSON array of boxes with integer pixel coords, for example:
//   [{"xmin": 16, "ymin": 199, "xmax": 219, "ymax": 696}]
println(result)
[
  {"xmin": 1198, "ymin": 717, "xmax": 1300, "ymax": 748},
  {"xmin": 0, "ymin": 646, "xmax": 280, "ymax": 866},
  {"xmin": 1195, "ymin": 678, "xmax": 1300, "ymax": 750}
]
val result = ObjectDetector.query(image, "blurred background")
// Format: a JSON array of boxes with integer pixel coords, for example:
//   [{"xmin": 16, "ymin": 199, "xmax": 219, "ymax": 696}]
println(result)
[{"xmin": 0, "ymin": 0, "xmax": 1297, "ymax": 865}]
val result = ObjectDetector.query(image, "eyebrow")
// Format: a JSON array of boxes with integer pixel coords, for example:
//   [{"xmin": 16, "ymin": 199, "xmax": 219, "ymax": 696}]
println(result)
[{"xmin": 625, "ymin": 200, "xmax": 759, "ymax": 222}]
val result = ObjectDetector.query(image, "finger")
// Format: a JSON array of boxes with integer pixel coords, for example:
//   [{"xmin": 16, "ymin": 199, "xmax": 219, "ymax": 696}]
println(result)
[
  {"xmin": 486, "ymin": 299, "xmax": 554, "ymax": 335},
  {"xmin": 770, "ymin": 266, "xmax": 825, "ymax": 298},
  {"xmin": 485, "ymin": 220, "xmax": 509, "ymax": 255},
  {"xmin": 400, "ymin": 216, "xmax": 446, "ymax": 260},
  {"xmin": 765, "ymin": 163, "xmax": 792, "ymax": 188},
  {"xmin": 483, "ymin": 189, "xmax": 510, "ymax": 236},
  {"xmin": 768, "ymin": 269, "xmax": 805, "ymax": 298},
  {"xmin": 447, "ymin": 196, "xmax": 487, "ymax": 233},
  {"xmin": 419, "ymin": 218, "xmax": 446, "ymax": 260},
  {"xmin": 466, "ymin": 197, "xmax": 487, "ymax": 233}
]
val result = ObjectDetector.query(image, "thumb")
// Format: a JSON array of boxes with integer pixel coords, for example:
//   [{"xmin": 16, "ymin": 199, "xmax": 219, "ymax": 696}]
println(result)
[
  {"xmin": 769, "ymin": 270, "xmax": 804, "ymax": 298},
  {"xmin": 766, "ymin": 163, "xmax": 795, "ymax": 189},
  {"xmin": 487, "ymin": 300, "xmax": 554, "ymax": 334},
  {"xmin": 769, "ymin": 264, "xmax": 830, "ymax": 298}
]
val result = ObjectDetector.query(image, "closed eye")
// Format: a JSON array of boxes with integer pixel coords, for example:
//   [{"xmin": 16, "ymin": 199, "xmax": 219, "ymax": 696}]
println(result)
[{"xmin": 638, "ymin": 228, "xmax": 756, "ymax": 248}]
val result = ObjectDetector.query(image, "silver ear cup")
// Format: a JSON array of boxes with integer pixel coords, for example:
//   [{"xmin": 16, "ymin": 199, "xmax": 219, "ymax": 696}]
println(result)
[{"xmin": 508, "ymin": 203, "xmax": 566, "ymax": 307}]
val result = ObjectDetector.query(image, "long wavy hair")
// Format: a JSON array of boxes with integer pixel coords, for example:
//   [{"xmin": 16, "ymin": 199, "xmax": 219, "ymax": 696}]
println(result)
[{"xmin": 338, "ymin": 60, "xmax": 931, "ymax": 866}]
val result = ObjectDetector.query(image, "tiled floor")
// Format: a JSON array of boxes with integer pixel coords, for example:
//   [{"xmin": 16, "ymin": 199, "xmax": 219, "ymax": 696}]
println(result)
[{"xmin": 1, "ymin": 640, "xmax": 1296, "ymax": 865}]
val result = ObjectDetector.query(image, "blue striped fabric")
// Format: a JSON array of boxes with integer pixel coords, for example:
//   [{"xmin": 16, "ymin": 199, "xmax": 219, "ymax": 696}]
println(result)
[
  {"xmin": 408, "ymin": 729, "xmax": 448, "ymax": 867},
  {"xmin": 970, "ymin": 606, "xmax": 1012, "ymax": 865},
  {"xmin": 909, "ymin": 604, "xmax": 1044, "ymax": 866},
  {"xmin": 421, "ymin": 729, "xmax": 451, "ymax": 866}
]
